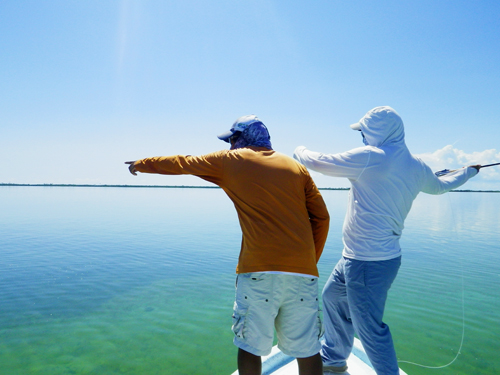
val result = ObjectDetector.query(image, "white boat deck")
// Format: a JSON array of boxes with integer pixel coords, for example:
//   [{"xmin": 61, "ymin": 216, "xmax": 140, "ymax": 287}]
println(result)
[{"xmin": 231, "ymin": 338, "xmax": 408, "ymax": 375}]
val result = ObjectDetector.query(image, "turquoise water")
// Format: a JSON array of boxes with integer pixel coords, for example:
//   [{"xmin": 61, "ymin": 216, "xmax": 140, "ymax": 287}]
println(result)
[{"xmin": 0, "ymin": 187, "xmax": 499, "ymax": 375}]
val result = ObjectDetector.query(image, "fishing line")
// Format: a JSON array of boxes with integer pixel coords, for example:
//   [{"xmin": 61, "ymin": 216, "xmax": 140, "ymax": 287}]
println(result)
[
  {"xmin": 399, "ymin": 163, "xmax": 498, "ymax": 369},
  {"xmin": 397, "ymin": 192, "xmax": 466, "ymax": 369}
]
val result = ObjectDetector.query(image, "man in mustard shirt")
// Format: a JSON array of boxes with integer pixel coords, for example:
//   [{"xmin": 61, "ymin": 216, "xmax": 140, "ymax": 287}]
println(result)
[{"xmin": 126, "ymin": 115, "xmax": 330, "ymax": 375}]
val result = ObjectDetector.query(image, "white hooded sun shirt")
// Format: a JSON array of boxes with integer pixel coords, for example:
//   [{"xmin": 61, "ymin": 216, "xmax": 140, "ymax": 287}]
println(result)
[{"xmin": 294, "ymin": 106, "xmax": 478, "ymax": 261}]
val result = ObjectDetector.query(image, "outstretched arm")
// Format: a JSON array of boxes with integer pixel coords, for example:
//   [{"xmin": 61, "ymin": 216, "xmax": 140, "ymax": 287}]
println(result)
[
  {"xmin": 294, "ymin": 145, "xmax": 370, "ymax": 179},
  {"xmin": 124, "ymin": 153, "xmax": 225, "ymax": 186},
  {"xmin": 424, "ymin": 164, "xmax": 479, "ymax": 194},
  {"xmin": 435, "ymin": 164, "xmax": 480, "ymax": 176}
]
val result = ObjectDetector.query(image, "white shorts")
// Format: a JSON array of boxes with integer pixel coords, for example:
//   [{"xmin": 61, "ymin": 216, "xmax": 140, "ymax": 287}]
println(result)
[{"xmin": 232, "ymin": 272, "xmax": 323, "ymax": 358}]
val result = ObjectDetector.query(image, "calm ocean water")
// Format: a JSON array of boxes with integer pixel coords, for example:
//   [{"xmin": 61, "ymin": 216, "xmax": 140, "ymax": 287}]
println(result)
[{"xmin": 1, "ymin": 186, "xmax": 499, "ymax": 375}]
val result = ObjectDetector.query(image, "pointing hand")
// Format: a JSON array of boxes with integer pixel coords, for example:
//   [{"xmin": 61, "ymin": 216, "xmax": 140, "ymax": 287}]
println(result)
[{"xmin": 125, "ymin": 161, "xmax": 137, "ymax": 176}]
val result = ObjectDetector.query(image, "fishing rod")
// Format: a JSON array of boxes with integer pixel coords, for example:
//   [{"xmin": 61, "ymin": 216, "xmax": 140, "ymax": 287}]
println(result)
[
  {"xmin": 435, "ymin": 162, "xmax": 500, "ymax": 177},
  {"xmin": 480, "ymin": 162, "xmax": 500, "ymax": 168}
]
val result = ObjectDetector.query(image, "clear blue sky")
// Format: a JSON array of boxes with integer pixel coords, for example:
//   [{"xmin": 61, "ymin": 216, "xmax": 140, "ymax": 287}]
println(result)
[{"xmin": 2, "ymin": 0, "xmax": 499, "ymax": 189}]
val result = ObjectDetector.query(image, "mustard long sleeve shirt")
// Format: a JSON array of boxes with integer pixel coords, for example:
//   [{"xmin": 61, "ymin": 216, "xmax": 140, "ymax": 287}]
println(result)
[{"xmin": 134, "ymin": 146, "xmax": 330, "ymax": 277}]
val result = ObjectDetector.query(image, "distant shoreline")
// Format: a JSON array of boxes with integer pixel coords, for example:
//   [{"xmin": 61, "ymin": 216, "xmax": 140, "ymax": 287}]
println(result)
[{"xmin": 1, "ymin": 183, "xmax": 499, "ymax": 193}]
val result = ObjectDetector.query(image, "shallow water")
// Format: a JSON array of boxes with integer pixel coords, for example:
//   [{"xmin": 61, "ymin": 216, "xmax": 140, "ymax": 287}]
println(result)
[{"xmin": 0, "ymin": 187, "xmax": 499, "ymax": 374}]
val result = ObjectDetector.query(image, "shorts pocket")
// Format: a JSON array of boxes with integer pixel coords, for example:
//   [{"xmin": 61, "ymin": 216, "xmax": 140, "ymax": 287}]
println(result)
[
  {"xmin": 232, "ymin": 302, "xmax": 248, "ymax": 339},
  {"xmin": 298, "ymin": 277, "xmax": 318, "ymax": 302}
]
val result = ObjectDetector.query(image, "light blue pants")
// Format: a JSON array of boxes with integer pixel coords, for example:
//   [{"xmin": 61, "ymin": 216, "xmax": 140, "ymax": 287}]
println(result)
[{"xmin": 320, "ymin": 256, "xmax": 401, "ymax": 375}]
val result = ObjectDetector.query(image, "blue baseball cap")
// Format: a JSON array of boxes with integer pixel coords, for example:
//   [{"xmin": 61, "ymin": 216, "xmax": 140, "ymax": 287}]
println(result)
[{"xmin": 218, "ymin": 115, "xmax": 264, "ymax": 142}]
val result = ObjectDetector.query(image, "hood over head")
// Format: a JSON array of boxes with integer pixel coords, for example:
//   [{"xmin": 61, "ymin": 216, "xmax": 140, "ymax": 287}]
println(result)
[{"xmin": 350, "ymin": 106, "xmax": 405, "ymax": 147}]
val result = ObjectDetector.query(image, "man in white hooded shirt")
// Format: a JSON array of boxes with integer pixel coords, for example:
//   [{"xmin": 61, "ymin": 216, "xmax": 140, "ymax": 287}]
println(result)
[{"xmin": 293, "ymin": 106, "xmax": 479, "ymax": 374}]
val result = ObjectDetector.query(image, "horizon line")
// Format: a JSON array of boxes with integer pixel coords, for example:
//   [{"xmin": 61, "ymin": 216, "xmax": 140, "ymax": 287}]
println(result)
[{"xmin": 1, "ymin": 183, "xmax": 499, "ymax": 193}]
